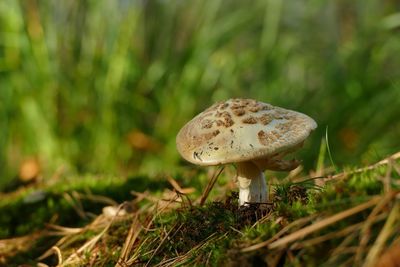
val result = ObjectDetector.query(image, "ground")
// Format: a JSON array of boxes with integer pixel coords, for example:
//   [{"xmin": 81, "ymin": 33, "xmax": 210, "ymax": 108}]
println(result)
[{"xmin": 0, "ymin": 153, "xmax": 399, "ymax": 267}]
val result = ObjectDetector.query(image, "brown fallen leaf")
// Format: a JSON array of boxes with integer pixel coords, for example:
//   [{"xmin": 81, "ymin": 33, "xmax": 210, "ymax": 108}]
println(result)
[
  {"xmin": 19, "ymin": 157, "xmax": 41, "ymax": 183},
  {"xmin": 375, "ymin": 244, "xmax": 400, "ymax": 267},
  {"xmin": 127, "ymin": 130, "xmax": 161, "ymax": 151}
]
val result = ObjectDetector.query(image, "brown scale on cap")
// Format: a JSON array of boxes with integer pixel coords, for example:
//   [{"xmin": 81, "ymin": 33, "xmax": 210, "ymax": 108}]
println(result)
[
  {"xmin": 214, "ymin": 111, "xmax": 234, "ymax": 128},
  {"xmin": 248, "ymin": 103, "xmax": 266, "ymax": 113},
  {"xmin": 191, "ymin": 129, "xmax": 221, "ymax": 148},
  {"xmin": 242, "ymin": 116, "xmax": 258, "ymax": 124},
  {"xmin": 219, "ymin": 102, "xmax": 229, "ymax": 110},
  {"xmin": 224, "ymin": 117, "xmax": 234, "ymax": 127},
  {"xmin": 275, "ymin": 120, "xmax": 300, "ymax": 132},
  {"xmin": 258, "ymin": 113, "xmax": 274, "ymax": 125},
  {"xmin": 215, "ymin": 119, "xmax": 234, "ymax": 128},
  {"xmin": 230, "ymin": 99, "xmax": 253, "ymax": 111},
  {"xmin": 179, "ymin": 122, "xmax": 221, "ymax": 153},
  {"xmin": 206, "ymin": 129, "xmax": 220, "ymax": 138},
  {"xmin": 258, "ymin": 130, "xmax": 279, "ymax": 146},
  {"xmin": 201, "ymin": 119, "xmax": 214, "ymax": 129},
  {"xmin": 215, "ymin": 111, "xmax": 230, "ymax": 118},
  {"xmin": 232, "ymin": 108, "xmax": 246, "ymax": 116},
  {"xmin": 243, "ymin": 113, "xmax": 276, "ymax": 126},
  {"xmin": 271, "ymin": 130, "xmax": 282, "ymax": 139}
]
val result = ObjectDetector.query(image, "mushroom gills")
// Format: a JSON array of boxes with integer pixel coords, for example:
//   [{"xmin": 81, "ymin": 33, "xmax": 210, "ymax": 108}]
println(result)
[{"xmin": 255, "ymin": 158, "xmax": 300, "ymax": 172}]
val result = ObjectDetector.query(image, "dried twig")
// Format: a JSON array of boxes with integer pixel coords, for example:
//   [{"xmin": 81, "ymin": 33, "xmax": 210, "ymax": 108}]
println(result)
[
  {"xmin": 267, "ymin": 196, "xmax": 382, "ymax": 249},
  {"xmin": 52, "ymin": 205, "xmax": 126, "ymax": 266},
  {"xmin": 154, "ymin": 233, "xmax": 226, "ymax": 267},
  {"xmin": 116, "ymin": 213, "xmax": 141, "ymax": 266},
  {"xmin": 363, "ymin": 202, "xmax": 400, "ymax": 267},
  {"xmin": 51, "ymin": 246, "xmax": 63, "ymax": 266},
  {"xmin": 327, "ymin": 230, "xmax": 359, "ymax": 264},
  {"xmin": 354, "ymin": 193, "xmax": 394, "ymax": 265},
  {"xmin": 75, "ymin": 192, "xmax": 118, "ymax": 206},
  {"xmin": 291, "ymin": 212, "xmax": 387, "ymax": 250},
  {"xmin": 167, "ymin": 176, "xmax": 195, "ymax": 195},
  {"xmin": 63, "ymin": 192, "xmax": 87, "ymax": 219},
  {"xmin": 319, "ymin": 151, "xmax": 400, "ymax": 183},
  {"xmin": 145, "ymin": 223, "xmax": 182, "ymax": 267},
  {"xmin": 242, "ymin": 214, "xmax": 318, "ymax": 252},
  {"xmin": 0, "ymin": 231, "xmax": 43, "ymax": 261},
  {"xmin": 199, "ymin": 166, "xmax": 224, "ymax": 206}
]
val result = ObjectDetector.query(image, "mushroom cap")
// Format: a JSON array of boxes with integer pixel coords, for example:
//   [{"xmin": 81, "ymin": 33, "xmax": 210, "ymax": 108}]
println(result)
[{"xmin": 176, "ymin": 98, "xmax": 317, "ymax": 166}]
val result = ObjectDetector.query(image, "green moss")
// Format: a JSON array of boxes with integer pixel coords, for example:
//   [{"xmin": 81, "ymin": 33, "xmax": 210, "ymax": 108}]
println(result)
[
  {"xmin": 242, "ymin": 221, "xmax": 280, "ymax": 242},
  {"xmin": 151, "ymin": 202, "xmax": 238, "ymax": 257},
  {"xmin": 0, "ymin": 175, "xmax": 168, "ymax": 239}
]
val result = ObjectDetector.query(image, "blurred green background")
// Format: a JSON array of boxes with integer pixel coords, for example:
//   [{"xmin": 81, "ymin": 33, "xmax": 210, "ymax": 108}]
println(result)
[{"xmin": 1, "ymin": 0, "xmax": 400, "ymax": 188}]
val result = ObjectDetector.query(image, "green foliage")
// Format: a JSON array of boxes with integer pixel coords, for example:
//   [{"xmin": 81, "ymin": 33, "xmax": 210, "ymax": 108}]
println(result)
[{"xmin": 1, "ymin": 0, "xmax": 400, "ymax": 187}]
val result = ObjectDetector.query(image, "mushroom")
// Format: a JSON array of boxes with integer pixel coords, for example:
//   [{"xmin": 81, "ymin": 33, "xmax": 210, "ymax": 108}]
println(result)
[{"xmin": 176, "ymin": 98, "xmax": 317, "ymax": 206}]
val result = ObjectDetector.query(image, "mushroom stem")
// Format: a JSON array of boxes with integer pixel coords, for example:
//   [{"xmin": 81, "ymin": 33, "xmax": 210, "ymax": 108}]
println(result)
[{"xmin": 236, "ymin": 161, "xmax": 267, "ymax": 206}]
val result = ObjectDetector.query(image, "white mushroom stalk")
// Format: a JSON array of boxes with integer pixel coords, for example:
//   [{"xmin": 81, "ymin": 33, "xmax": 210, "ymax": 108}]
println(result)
[
  {"xmin": 176, "ymin": 98, "xmax": 317, "ymax": 207},
  {"xmin": 236, "ymin": 161, "xmax": 267, "ymax": 206},
  {"xmin": 236, "ymin": 157, "xmax": 300, "ymax": 206}
]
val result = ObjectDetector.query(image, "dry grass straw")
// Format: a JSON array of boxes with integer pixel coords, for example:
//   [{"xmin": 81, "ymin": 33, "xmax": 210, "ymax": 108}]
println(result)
[
  {"xmin": 242, "ymin": 196, "xmax": 384, "ymax": 252},
  {"xmin": 319, "ymin": 151, "xmax": 400, "ymax": 184},
  {"xmin": 34, "ymin": 182, "xmax": 188, "ymax": 266},
  {"xmin": 243, "ymin": 152, "xmax": 400, "ymax": 266},
  {"xmin": 363, "ymin": 201, "xmax": 400, "ymax": 267},
  {"xmin": 268, "ymin": 196, "xmax": 383, "ymax": 250},
  {"xmin": 116, "ymin": 213, "xmax": 141, "ymax": 266},
  {"xmin": 38, "ymin": 205, "xmax": 124, "ymax": 266},
  {"xmin": 0, "ymin": 231, "xmax": 44, "ymax": 263},
  {"xmin": 115, "ymin": 182, "xmax": 195, "ymax": 266},
  {"xmin": 153, "ymin": 233, "xmax": 228, "ymax": 267},
  {"xmin": 242, "ymin": 214, "xmax": 318, "ymax": 252}
]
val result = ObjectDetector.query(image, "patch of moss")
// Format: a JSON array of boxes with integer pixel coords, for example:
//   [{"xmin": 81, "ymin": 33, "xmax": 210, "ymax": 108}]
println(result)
[
  {"xmin": 144, "ymin": 201, "xmax": 238, "ymax": 263},
  {"xmin": 0, "ymin": 175, "xmax": 168, "ymax": 239}
]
